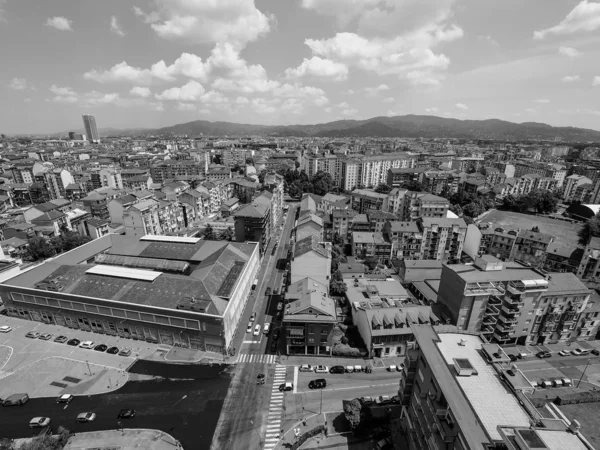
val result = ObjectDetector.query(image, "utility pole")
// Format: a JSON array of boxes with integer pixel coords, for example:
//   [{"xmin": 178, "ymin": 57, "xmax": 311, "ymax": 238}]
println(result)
[
  {"xmin": 86, "ymin": 360, "xmax": 92, "ymax": 376},
  {"xmin": 577, "ymin": 358, "xmax": 592, "ymax": 388}
]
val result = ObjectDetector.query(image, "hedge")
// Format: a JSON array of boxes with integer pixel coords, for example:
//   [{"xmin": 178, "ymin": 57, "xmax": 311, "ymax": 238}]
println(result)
[
  {"xmin": 291, "ymin": 424, "xmax": 326, "ymax": 450},
  {"xmin": 332, "ymin": 344, "xmax": 368, "ymax": 357},
  {"xmin": 554, "ymin": 390, "xmax": 600, "ymax": 405}
]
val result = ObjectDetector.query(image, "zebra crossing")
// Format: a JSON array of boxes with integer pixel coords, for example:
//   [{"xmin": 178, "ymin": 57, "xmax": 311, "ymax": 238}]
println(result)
[
  {"xmin": 264, "ymin": 364, "xmax": 287, "ymax": 449},
  {"xmin": 237, "ymin": 353, "xmax": 279, "ymax": 364}
]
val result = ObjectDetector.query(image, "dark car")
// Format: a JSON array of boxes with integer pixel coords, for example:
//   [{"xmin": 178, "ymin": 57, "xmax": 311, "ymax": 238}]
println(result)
[
  {"xmin": 329, "ymin": 365, "xmax": 345, "ymax": 374},
  {"xmin": 273, "ymin": 329, "xmax": 280, "ymax": 340},
  {"xmin": 391, "ymin": 395, "xmax": 401, "ymax": 404},
  {"xmin": 107, "ymin": 346, "xmax": 119, "ymax": 354},
  {"xmin": 117, "ymin": 409, "xmax": 136, "ymax": 419},
  {"xmin": 94, "ymin": 344, "xmax": 108, "ymax": 352},
  {"xmin": 54, "ymin": 335, "xmax": 68, "ymax": 343},
  {"xmin": 308, "ymin": 379, "xmax": 327, "ymax": 389},
  {"xmin": 536, "ymin": 351, "xmax": 552, "ymax": 359},
  {"xmin": 273, "ymin": 288, "xmax": 279, "ymax": 295},
  {"xmin": 67, "ymin": 339, "xmax": 81, "ymax": 346},
  {"xmin": 279, "ymin": 383, "xmax": 293, "ymax": 392},
  {"xmin": 265, "ymin": 287, "xmax": 271, "ymax": 296},
  {"xmin": 270, "ymin": 340, "xmax": 278, "ymax": 353},
  {"xmin": 508, "ymin": 354, "xmax": 518, "ymax": 362},
  {"xmin": 592, "ymin": 349, "xmax": 600, "ymax": 356},
  {"xmin": 506, "ymin": 369, "xmax": 516, "ymax": 377}
]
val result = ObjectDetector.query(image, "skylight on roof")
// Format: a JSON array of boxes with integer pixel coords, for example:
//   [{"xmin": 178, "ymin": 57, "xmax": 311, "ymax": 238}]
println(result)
[{"xmin": 86, "ymin": 265, "xmax": 161, "ymax": 281}]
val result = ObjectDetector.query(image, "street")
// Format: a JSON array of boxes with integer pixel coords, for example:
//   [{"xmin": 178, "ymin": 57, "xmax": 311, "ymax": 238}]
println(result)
[{"xmin": 514, "ymin": 353, "xmax": 600, "ymax": 388}]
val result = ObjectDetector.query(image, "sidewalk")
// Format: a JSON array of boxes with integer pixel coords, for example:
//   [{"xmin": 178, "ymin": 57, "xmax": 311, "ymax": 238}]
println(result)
[
  {"xmin": 281, "ymin": 354, "xmax": 406, "ymax": 370},
  {"xmin": 59, "ymin": 429, "xmax": 181, "ymax": 450},
  {"xmin": 271, "ymin": 413, "xmax": 327, "ymax": 450},
  {"xmin": 509, "ymin": 340, "xmax": 600, "ymax": 356}
]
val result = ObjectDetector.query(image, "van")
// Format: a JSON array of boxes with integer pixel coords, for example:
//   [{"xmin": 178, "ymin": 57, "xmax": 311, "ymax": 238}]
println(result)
[
  {"xmin": 2, "ymin": 393, "xmax": 29, "ymax": 406},
  {"xmin": 345, "ymin": 366, "xmax": 354, "ymax": 373},
  {"xmin": 541, "ymin": 380, "xmax": 552, "ymax": 388},
  {"xmin": 552, "ymin": 379, "xmax": 564, "ymax": 387},
  {"xmin": 354, "ymin": 365, "xmax": 363, "ymax": 373},
  {"xmin": 562, "ymin": 378, "xmax": 572, "ymax": 387}
]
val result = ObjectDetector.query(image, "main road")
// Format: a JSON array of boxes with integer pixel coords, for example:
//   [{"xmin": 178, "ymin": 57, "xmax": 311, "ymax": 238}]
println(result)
[{"xmin": 210, "ymin": 204, "xmax": 298, "ymax": 450}]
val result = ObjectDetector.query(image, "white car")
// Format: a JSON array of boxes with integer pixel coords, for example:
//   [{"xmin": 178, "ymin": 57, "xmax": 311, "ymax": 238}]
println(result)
[
  {"xmin": 0, "ymin": 325, "xmax": 12, "ymax": 333},
  {"xmin": 571, "ymin": 349, "xmax": 585, "ymax": 356},
  {"xmin": 77, "ymin": 412, "xmax": 96, "ymax": 423},
  {"xmin": 315, "ymin": 365, "xmax": 329, "ymax": 373},
  {"xmin": 558, "ymin": 350, "xmax": 570, "ymax": 356},
  {"xmin": 29, "ymin": 417, "xmax": 51, "ymax": 428},
  {"xmin": 299, "ymin": 364, "xmax": 314, "ymax": 372},
  {"xmin": 263, "ymin": 323, "xmax": 271, "ymax": 335},
  {"xmin": 246, "ymin": 322, "xmax": 253, "ymax": 333},
  {"xmin": 79, "ymin": 341, "xmax": 95, "ymax": 349},
  {"xmin": 57, "ymin": 394, "xmax": 74, "ymax": 404},
  {"xmin": 253, "ymin": 324, "xmax": 261, "ymax": 336}
]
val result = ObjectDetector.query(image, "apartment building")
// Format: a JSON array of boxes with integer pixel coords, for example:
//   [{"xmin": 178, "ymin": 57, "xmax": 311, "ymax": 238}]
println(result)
[
  {"xmin": 510, "ymin": 229, "xmax": 554, "ymax": 267},
  {"xmin": 340, "ymin": 159, "xmax": 362, "ymax": 191},
  {"xmin": 483, "ymin": 167, "xmax": 507, "ymax": 186},
  {"xmin": 513, "ymin": 161, "xmax": 567, "ymax": 187},
  {"xmin": 399, "ymin": 326, "xmax": 590, "ymax": 450},
  {"xmin": 575, "ymin": 294, "xmax": 600, "ymax": 341},
  {"xmin": 563, "ymin": 175, "xmax": 593, "ymax": 202},
  {"xmin": 351, "ymin": 189, "xmax": 389, "ymax": 214},
  {"xmin": 332, "ymin": 209, "xmax": 358, "ymax": 240},
  {"xmin": 352, "ymin": 231, "xmax": 392, "ymax": 263},
  {"xmin": 450, "ymin": 156, "xmax": 484, "ymax": 172},
  {"xmin": 418, "ymin": 218, "xmax": 467, "ymax": 263},
  {"xmin": 384, "ymin": 221, "xmax": 423, "ymax": 260},
  {"xmin": 400, "ymin": 192, "xmax": 449, "ymax": 222},
  {"xmin": 150, "ymin": 160, "xmax": 204, "ymax": 183},
  {"xmin": 386, "ymin": 167, "xmax": 427, "ymax": 187},
  {"xmin": 360, "ymin": 152, "xmax": 416, "ymax": 188},
  {"xmin": 233, "ymin": 200, "xmax": 271, "ymax": 254},
  {"xmin": 437, "ymin": 255, "xmax": 590, "ymax": 345},
  {"xmin": 576, "ymin": 236, "xmax": 600, "ymax": 281},
  {"xmin": 421, "ymin": 171, "xmax": 459, "ymax": 196}
]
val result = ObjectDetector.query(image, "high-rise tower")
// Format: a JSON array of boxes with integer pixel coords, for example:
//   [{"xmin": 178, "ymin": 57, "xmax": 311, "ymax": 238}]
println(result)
[{"xmin": 82, "ymin": 114, "xmax": 100, "ymax": 143}]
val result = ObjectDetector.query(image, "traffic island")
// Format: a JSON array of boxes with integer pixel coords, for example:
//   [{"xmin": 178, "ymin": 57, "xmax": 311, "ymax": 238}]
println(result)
[
  {"xmin": 272, "ymin": 413, "xmax": 326, "ymax": 450},
  {"xmin": 63, "ymin": 429, "xmax": 182, "ymax": 450}
]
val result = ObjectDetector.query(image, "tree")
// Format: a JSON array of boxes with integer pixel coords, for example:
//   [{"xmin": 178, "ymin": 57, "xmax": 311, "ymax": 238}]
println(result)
[
  {"xmin": 526, "ymin": 189, "xmax": 559, "ymax": 214},
  {"xmin": 578, "ymin": 212, "xmax": 600, "ymax": 245},
  {"xmin": 330, "ymin": 279, "xmax": 348, "ymax": 296},
  {"xmin": 27, "ymin": 237, "xmax": 57, "ymax": 261},
  {"xmin": 312, "ymin": 171, "xmax": 335, "ymax": 196},
  {"xmin": 374, "ymin": 183, "xmax": 392, "ymax": 194},
  {"xmin": 364, "ymin": 256, "xmax": 378, "ymax": 271},
  {"xmin": 332, "ymin": 232, "xmax": 344, "ymax": 248},
  {"xmin": 532, "ymin": 226, "xmax": 540, "ymax": 232},
  {"xmin": 203, "ymin": 224, "xmax": 216, "ymax": 240},
  {"xmin": 401, "ymin": 180, "xmax": 423, "ymax": 192},
  {"xmin": 53, "ymin": 232, "xmax": 92, "ymax": 253},
  {"xmin": 343, "ymin": 399, "xmax": 363, "ymax": 429},
  {"xmin": 0, "ymin": 438, "xmax": 13, "ymax": 450},
  {"xmin": 220, "ymin": 226, "xmax": 234, "ymax": 241}
]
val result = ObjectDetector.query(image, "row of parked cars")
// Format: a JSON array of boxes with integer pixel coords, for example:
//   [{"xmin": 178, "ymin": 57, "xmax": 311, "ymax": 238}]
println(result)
[
  {"xmin": 25, "ymin": 331, "xmax": 131, "ymax": 356},
  {"xmin": 535, "ymin": 348, "xmax": 599, "ymax": 358},
  {"xmin": 360, "ymin": 395, "xmax": 400, "ymax": 406},
  {"xmin": 298, "ymin": 364, "xmax": 374, "ymax": 374}
]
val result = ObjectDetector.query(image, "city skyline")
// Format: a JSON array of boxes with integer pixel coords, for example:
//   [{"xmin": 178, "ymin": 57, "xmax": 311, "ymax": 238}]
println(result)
[{"xmin": 1, "ymin": 0, "xmax": 600, "ymax": 134}]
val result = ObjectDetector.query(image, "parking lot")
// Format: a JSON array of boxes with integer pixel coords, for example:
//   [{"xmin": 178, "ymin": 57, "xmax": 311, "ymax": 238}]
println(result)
[{"xmin": 0, "ymin": 316, "xmax": 166, "ymax": 398}]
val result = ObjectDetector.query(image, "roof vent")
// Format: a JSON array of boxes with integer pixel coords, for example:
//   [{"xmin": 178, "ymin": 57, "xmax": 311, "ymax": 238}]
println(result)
[
  {"xmin": 458, "ymin": 339, "xmax": 466, "ymax": 346},
  {"xmin": 569, "ymin": 419, "xmax": 581, "ymax": 433}
]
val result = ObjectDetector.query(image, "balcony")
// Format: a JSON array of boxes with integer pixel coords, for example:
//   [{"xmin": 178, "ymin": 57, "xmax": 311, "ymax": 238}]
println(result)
[
  {"xmin": 488, "ymin": 295, "xmax": 502, "ymax": 306},
  {"xmin": 483, "ymin": 315, "xmax": 497, "ymax": 325},
  {"xmin": 497, "ymin": 323, "xmax": 516, "ymax": 333},
  {"xmin": 486, "ymin": 304, "xmax": 500, "ymax": 316},
  {"xmin": 498, "ymin": 314, "xmax": 518, "ymax": 324},
  {"xmin": 504, "ymin": 294, "xmax": 524, "ymax": 306},
  {"xmin": 493, "ymin": 331, "xmax": 512, "ymax": 341},
  {"xmin": 481, "ymin": 325, "xmax": 494, "ymax": 334},
  {"xmin": 465, "ymin": 281, "xmax": 505, "ymax": 296},
  {"xmin": 507, "ymin": 282, "xmax": 525, "ymax": 295},
  {"xmin": 501, "ymin": 305, "xmax": 520, "ymax": 316}
]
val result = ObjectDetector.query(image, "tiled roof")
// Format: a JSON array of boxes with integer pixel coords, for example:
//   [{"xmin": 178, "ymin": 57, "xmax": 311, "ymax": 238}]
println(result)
[{"xmin": 294, "ymin": 235, "xmax": 329, "ymax": 259}]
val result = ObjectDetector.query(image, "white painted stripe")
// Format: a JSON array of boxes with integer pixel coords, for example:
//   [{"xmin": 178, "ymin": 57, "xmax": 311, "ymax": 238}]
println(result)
[
  {"xmin": 267, "ymin": 425, "xmax": 280, "ymax": 429},
  {"xmin": 271, "ymin": 394, "xmax": 283, "ymax": 397},
  {"xmin": 293, "ymin": 366, "xmax": 298, "ymax": 394},
  {"xmin": 265, "ymin": 438, "xmax": 279, "ymax": 442},
  {"xmin": 266, "ymin": 433, "xmax": 279, "ymax": 437}
]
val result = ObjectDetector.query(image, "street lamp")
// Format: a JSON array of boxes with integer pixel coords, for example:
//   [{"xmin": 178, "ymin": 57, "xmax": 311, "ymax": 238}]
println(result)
[{"xmin": 577, "ymin": 358, "xmax": 592, "ymax": 388}]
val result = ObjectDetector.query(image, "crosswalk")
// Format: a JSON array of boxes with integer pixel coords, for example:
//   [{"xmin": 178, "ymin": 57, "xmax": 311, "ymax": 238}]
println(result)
[
  {"xmin": 237, "ymin": 353, "xmax": 279, "ymax": 364},
  {"xmin": 264, "ymin": 364, "xmax": 287, "ymax": 450}
]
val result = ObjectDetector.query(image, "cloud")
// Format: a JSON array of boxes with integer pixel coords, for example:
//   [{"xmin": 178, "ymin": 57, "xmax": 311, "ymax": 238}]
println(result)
[
  {"xmin": 156, "ymin": 80, "xmax": 205, "ymax": 101},
  {"xmin": 0, "ymin": 0, "xmax": 5, "ymax": 22},
  {"xmin": 342, "ymin": 108, "xmax": 358, "ymax": 116},
  {"xmin": 387, "ymin": 109, "xmax": 400, "ymax": 116},
  {"xmin": 284, "ymin": 56, "xmax": 348, "ymax": 81},
  {"xmin": 301, "ymin": 0, "xmax": 462, "ymax": 86},
  {"xmin": 594, "ymin": 76, "xmax": 600, "ymax": 86},
  {"xmin": 251, "ymin": 98, "xmax": 279, "ymax": 114},
  {"xmin": 534, "ymin": 0, "xmax": 600, "ymax": 39},
  {"xmin": 49, "ymin": 85, "xmax": 78, "ymax": 103},
  {"xmin": 280, "ymin": 98, "xmax": 304, "ymax": 114},
  {"xmin": 524, "ymin": 108, "xmax": 537, "ymax": 114},
  {"xmin": 477, "ymin": 35, "xmax": 499, "ymax": 46},
  {"xmin": 177, "ymin": 103, "xmax": 196, "ymax": 111},
  {"xmin": 83, "ymin": 91, "xmax": 122, "ymax": 106},
  {"xmin": 383, "ymin": 97, "xmax": 395, "ymax": 103},
  {"xmin": 562, "ymin": 75, "xmax": 580, "ymax": 82},
  {"xmin": 344, "ymin": 89, "xmax": 355, "ymax": 95},
  {"xmin": 134, "ymin": 0, "xmax": 272, "ymax": 48},
  {"xmin": 558, "ymin": 46, "xmax": 581, "ymax": 57},
  {"xmin": 84, "ymin": 52, "xmax": 209, "ymax": 85},
  {"xmin": 337, "ymin": 102, "xmax": 349, "ymax": 108},
  {"xmin": 534, "ymin": 98, "xmax": 550, "ymax": 104},
  {"xmin": 455, "ymin": 103, "xmax": 468, "ymax": 110},
  {"xmin": 272, "ymin": 83, "xmax": 329, "ymax": 107},
  {"xmin": 110, "ymin": 16, "xmax": 125, "ymax": 36},
  {"xmin": 236, "ymin": 96, "xmax": 249, "ymax": 104},
  {"xmin": 425, "ymin": 107, "xmax": 439, "ymax": 113},
  {"xmin": 130, "ymin": 86, "xmax": 152, "ymax": 98},
  {"xmin": 9, "ymin": 78, "xmax": 27, "ymax": 90},
  {"xmin": 46, "ymin": 16, "xmax": 73, "ymax": 31},
  {"xmin": 364, "ymin": 84, "xmax": 390, "ymax": 96}
]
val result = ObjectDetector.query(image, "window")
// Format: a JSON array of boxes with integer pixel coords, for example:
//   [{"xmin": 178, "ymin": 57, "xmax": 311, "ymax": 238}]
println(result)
[{"xmin": 308, "ymin": 326, "xmax": 315, "ymax": 334}]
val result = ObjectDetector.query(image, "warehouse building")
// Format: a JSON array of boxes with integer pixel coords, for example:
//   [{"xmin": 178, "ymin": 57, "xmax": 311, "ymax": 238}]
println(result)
[{"xmin": 0, "ymin": 234, "xmax": 259, "ymax": 354}]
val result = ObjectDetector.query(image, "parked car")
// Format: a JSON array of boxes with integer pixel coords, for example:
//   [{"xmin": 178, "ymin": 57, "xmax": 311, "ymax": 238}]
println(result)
[
  {"xmin": 263, "ymin": 323, "xmax": 271, "ymax": 335},
  {"xmin": 299, "ymin": 364, "xmax": 313, "ymax": 372},
  {"xmin": 558, "ymin": 350, "xmax": 570, "ymax": 356},
  {"xmin": 315, "ymin": 365, "xmax": 329, "ymax": 374},
  {"xmin": 253, "ymin": 325, "xmax": 261, "ymax": 336},
  {"xmin": 79, "ymin": 341, "xmax": 95, "ymax": 349},
  {"xmin": 375, "ymin": 395, "xmax": 391, "ymax": 405},
  {"xmin": 119, "ymin": 348, "xmax": 131, "ymax": 357},
  {"xmin": 77, "ymin": 412, "xmax": 96, "ymax": 423},
  {"xmin": 391, "ymin": 395, "xmax": 401, "ymax": 404},
  {"xmin": 360, "ymin": 397, "xmax": 374, "ymax": 405},
  {"xmin": 67, "ymin": 339, "xmax": 81, "ymax": 346},
  {"xmin": 2, "ymin": 393, "xmax": 29, "ymax": 406},
  {"xmin": 54, "ymin": 335, "xmax": 68, "ymax": 343},
  {"xmin": 308, "ymin": 379, "xmax": 327, "ymax": 389},
  {"xmin": 571, "ymin": 348, "xmax": 589, "ymax": 356},
  {"xmin": 25, "ymin": 331, "xmax": 40, "ymax": 339},
  {"xmin": 107, "ymin": 347, "xmax": 119, "ymax": 354},
  {"xmin": 592, "ymin": 349, "xmax": 600, "ymax": 356},
  {"xmin": 0, "ymin": 325, "xmax": 12, "ymax": 333},
  {"xmin": 345, "ymin": 366, "xmax": 354, "ymax": 373},
  {"xmin": 273, "ymin": 288, "xmax": 279, "ymax": 295},
  {"xmin": 536, "ymin": 351, "xmax": 551, "ymax": 359},
  {"xmin": 29, "ymin": 417, "xmax": 51, "ymax": 428},
  {"xmin": 118, "ymin": 409, "xmax": 136, "ymax": 419},
  {"xmin": 250, "ymin": 312, "xmax": 256, "ymax": 322},
  {"xmin": 387, "ymin": 365, "xmax": 398, "ymax": 372},
  {"xmin": 277, "ymin": 302, "xmax": 283, "ymax": 311},
  {"xmin": 57, "ymin": 394, "xmax": 73, "ymax": 404},
  {"xmin": 265, "ymin": 287, "xmax": 271, "ymax": 295},
  {"xmin": 246, "ymin": 322, "xmax": 253, "ymax": 333},
  {"xmin": 39, "ymin": 333, "xmax": 53, "ymax": 341},
  {"xmin": 508, "ymin": 354, "xmax": 518, "ymax": 362},
  {"xmin": 279, "ymin": 382, "xmax": 293, "ymax": 392},
  {"xmin": 94, "ymin": 344, "xmax": 108, "ymax": 352},
  {"xmin": 329, "ymin": 365, "xmax": 345, "ymax": 374}
]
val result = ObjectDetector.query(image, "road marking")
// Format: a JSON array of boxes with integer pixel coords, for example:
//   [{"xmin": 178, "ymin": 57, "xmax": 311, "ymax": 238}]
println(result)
[
  {"xmin": 295, "ymin": 382, "xmax": 398, "ymax": 394},
  {"xmin": 243, "ymin": 340, "xmax": 258, "ymax": 344},
  {"xmin": 293, "ymin": 366, "xmax": 298, "ymax": 394}
]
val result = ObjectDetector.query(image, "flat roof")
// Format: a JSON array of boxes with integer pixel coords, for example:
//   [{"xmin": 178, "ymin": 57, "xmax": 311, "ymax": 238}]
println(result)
[{"xmin": 436, "ymin": 333, "xmax": 531, "ymax": 441}]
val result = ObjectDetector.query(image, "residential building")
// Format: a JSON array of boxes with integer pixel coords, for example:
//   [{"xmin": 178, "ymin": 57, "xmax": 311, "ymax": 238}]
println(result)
[
  {"xmin": 296, "ymin": 213, "xmax": 323, "ymax": 241},
  {"xmin": 450, "ymin": 156, "xmax": 484, "ymax": 172},
  {"xmin": 422, "ymin": 170, "xmax": 459, "ymax": 196},
  {"xmin": 283, "ymin": 277, "xmax": 336, "ymax": 356},
  {"xmin": 351, "ymin": 189, "xmax": 389, "ymax": 214},
  {"xmin": 563, "ymin": 175, "xmax": 593, "ymax": 202},
  {"xmin": 351, "ymin": 232, "xmax": 392, "ymax": 263},
  {"xmin": 542, "ymin": 243, "xmax": 580, "ymax": 274},
  {"xmin": 384, "ymin": 221, "xmax": 423, "ymax": 261},
  {"xmin": 418, "ymin": 217, "xmax": 467, "ymax": 263},
  {"xmin": 400, "ymin": 192, "xmax": 449, "ymax": 222},
  {"xmin": 320, "ymin": 193, "xmax": 350, "ymax": 215},
  {"xmin": 331, "ymin": 209, "xmax": 358, "ymax": 241},
  {"xmin": 0, "ymin": 234, "xmax": 259, "ymax": 353},
  {"xmin": 123, "ymin": 198, "xmax": 163, "ymax": 237},
  {"xmin": 233, "ymin": 200, "xmax": 271, "ymax": 253},
  {"xmin": 510, "ymin": 229, "xmax": 554, "ymax": 268},
  {"xmin": 82, "ymin": 114, "xmax": 100, "ymax": 143},
  {"xmin": 576, "ymin": 236, "xmax": 600, "ymax": 281},
  {"xmin": 290, "ymin": 235, "xmax": 331, "ymax": 288},
  {"xmin": 574, "ymin": 292, "xmax": 600, "ymax": 341},
  {"xmin": 386, "ymin": 167, "xmax": 426, "ymax": 187},
  {"xmin": 360, "ymin": 152, "xmax": 416, "ymax": 188},
  {"xmin": 150, "ymin": 160, "xmax": 204, "ymax": 184}
]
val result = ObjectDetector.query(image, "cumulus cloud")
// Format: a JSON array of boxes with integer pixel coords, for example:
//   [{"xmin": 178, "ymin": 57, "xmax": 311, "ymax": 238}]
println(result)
[
  {"xmin": 111, "ymin": 16, "xmax": 125, "ymax": 36},
  {"xmin": 84, "ymin": 53, "xmax": 209, "ymax": 85},
  {"xmin": 387, "ymin": 109, "xmax": 400, "ymax": 116},
  {"xmin": 236, "ymin": 96, "xmax": 249, "ymax": 104},
  {"xmin": 46, "ymin": 16, "xmax": 73, "ymax": 31},
  {"xmin": 156, "ymin": 80, "xmax": 205, "ymax": 102},
  {"xmin": 455, "ymin": 103, "xmax": 468, "ymax": 110},
  {"xmin": 364, "ymin": 84, "xmax": 390, "ymax": 96},
  {"xmin": 130, "ymin": 86, "xmax": 152, "ymax": 98},
  {"xmin": 383, "ymin": 97, "xmax": 395, "ymax": 103},
  {"xmin": 9, "ymin": 78, "xmax": 27, "ymax": 90},
  {"xmin": 425, "ymin": 107, "xmax": 439, "ymax": 113},
  {"xmin": 301, "ymin": 0, "xmax": 462, "ymax": 86},
  {"xmin": 49, "ymin": 85, "xmax": 78, "ymax": 103},
  {"xmin": 534, "ymin": 0, "xmax": 600, "ymax": 39},
  {"xmin": 534, "ymin": 98, "xmax": 551, "ymax": 104},
  {"xmin": 83, "ymin": 91, "xmax": 122, "ymax": 106},
  {"xmin": 562, "ymin": 75, "xmax": 581, "ymax": 82},
  {"xmin": 177, "ymin": 103, "xmax": 196, "ymax": 111},
  {"xmin": 284, "ymin": 56, "xmax": 348, "ymax": 81},
  {"xmin": 558, "ymin": 46, "xmax": 581, "ymax": 57},
  {"xmin": 342, "ymin": 108, "xmax": 358, "ymax": 116},
  {"xmin": 133, "ymin": 0, "xmax": 272, "ymax": 48}
]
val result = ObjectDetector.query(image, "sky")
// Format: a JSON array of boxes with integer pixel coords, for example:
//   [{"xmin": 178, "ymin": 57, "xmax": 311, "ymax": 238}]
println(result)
[{"xmin": 1, "ymin": 0, "xmax": 600, "ymax": 134}]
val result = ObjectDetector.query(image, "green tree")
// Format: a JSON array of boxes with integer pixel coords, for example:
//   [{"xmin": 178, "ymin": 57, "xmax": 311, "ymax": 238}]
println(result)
[
  {"xmin": 401, "ymin": 180, "xmax": 423, "ymax": 192},
  {"xmin": 52, "ymin": 232, "xmax": 92, "ymax": 253},
  {"xmin": 0, "ymin": 438, "xmax": 13, "ymax": 450},
  {"xmin": 330, "ymin": 279, "xmax": 348, "ymax": 296},
  {"xmin": 312, "ymin": 171, "xmax": 335, "ymax": 196},
  {"xmin": 203, "ymin": 224, "xmax": 216, "ymax": 240},
  {"xmin": 578, "ymin": 212, "xmax": 600, "ymax": 245},
  {"xmin": 220, "ymin": 226, "xmax": 234, "ymax": 241},
  {"xmin": 343, "ymin": 399, "xmax": 363, "ymax": 429},
  {"xmin": 27, "ymin": 237, "xmax": 57, "ymax": 261},
  {"xmin": 374, "ymin": 183, "xmax": 392, "ymax": 194},
  {"xmin": 364, "ymin": 256, "xmax": 378, "ymax": 271}
]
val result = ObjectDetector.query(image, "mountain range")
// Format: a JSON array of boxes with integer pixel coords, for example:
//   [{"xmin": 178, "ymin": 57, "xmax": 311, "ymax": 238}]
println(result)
[{"xmin": 76, "ymin": 115, "xmax": 600, "ymax": 141}]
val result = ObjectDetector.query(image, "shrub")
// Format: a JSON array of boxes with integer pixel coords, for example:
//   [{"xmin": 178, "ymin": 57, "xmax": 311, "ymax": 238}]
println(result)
[
  {"xmin": 338, "ymin": 323, "xmax": 348, "ymax": 333},
  {"xmin": 291, "ymin": 425, "xmax": 326, "ymax": 450},
  {"xmin": 554, "ymin": 391, "xmax": 600, "ymax": 405},
  {"xmin": 332, "ymin": 344, "xmax": 367, "ymax": 357},
  {"xmin": 341, "ymin": 336, "xmax": 349, "ymax": 345}
]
